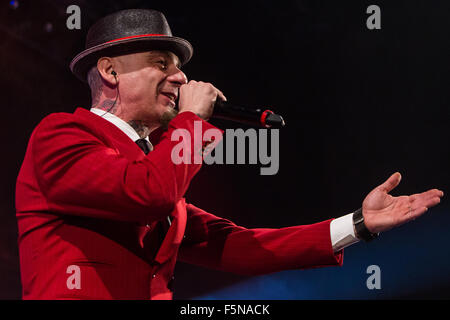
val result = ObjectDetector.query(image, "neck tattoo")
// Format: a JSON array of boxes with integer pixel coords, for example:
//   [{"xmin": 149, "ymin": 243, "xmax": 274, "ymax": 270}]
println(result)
[{"xmin": 97, "ymin": 99, "xmax": 119, "ymax": 115}]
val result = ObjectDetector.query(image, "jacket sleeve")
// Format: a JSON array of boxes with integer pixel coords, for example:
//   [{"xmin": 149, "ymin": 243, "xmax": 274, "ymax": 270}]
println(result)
[
  {"xmin": 178, "ymin": 203, "xmax": 343, "ymax": 276},
  {"xmin": 31, "ymin": 111, "xmax": 222, "ymax": 224}
]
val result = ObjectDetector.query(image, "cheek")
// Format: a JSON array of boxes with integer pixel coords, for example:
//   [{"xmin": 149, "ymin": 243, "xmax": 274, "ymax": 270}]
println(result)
[{"xmin": 126, "ymin": 74, "xmax": 159, "ymax": 100}]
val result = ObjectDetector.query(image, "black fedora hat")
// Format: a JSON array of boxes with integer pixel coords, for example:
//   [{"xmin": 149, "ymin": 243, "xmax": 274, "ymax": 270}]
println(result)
[{"xmin": 70, "ymin": 9, "xmax": 193, "ymax": 82}]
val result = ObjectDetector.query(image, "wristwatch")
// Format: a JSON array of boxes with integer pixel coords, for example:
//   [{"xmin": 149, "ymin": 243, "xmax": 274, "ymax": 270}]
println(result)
[{"xmin": 352, "ymin": 208, "xmax": 379, "ymax": 242}]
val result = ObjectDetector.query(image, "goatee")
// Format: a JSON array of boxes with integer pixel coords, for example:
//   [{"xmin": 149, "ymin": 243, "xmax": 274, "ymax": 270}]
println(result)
[{"xmin": 159, "ymin": 107, "xmax": 179, "ymax": 131}]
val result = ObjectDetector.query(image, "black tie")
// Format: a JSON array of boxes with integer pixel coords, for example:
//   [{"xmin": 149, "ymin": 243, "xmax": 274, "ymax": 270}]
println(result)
[{"xmin": 135, "ymin": 138, "xmax": 151, "ymax": 155}]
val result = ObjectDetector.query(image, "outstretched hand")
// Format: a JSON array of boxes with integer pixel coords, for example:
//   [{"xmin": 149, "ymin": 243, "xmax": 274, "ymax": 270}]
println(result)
[{"xmin": 362, "ymin": 172, "xmax": 444, "ymax": 234}]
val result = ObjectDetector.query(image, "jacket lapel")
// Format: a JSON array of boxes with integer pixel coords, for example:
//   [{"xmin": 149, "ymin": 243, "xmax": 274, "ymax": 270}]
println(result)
[
  {"xmin": 154, "ymin": 198, "xmax": 187, "ymax": 265},
  {"xmin": 73, "ymin": 108, "xmax": 145, "ymax": 160}
]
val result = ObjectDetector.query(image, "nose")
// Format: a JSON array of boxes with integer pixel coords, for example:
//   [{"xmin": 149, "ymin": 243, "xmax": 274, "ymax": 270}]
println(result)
[{"xmin": 167, "ymin": 67, "xmax": 187, "ymax": 87}]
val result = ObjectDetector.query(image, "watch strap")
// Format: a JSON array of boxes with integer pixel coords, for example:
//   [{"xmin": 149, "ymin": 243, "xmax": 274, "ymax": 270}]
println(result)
[{"xmin": 352, "ymin": 208, "xmax": 379, "ymax": 242}]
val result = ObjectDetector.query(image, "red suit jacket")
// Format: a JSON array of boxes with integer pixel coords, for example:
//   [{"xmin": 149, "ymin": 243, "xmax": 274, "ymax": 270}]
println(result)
[{"xmin": 15, "ymin": 107, "xmax": 343, "ymax": 299}]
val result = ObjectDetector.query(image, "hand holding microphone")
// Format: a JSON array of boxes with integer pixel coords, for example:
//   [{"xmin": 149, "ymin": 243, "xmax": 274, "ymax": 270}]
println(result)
[{"xmin": 178, "ymin": 80, "xmax": 227, "ymax": 120}]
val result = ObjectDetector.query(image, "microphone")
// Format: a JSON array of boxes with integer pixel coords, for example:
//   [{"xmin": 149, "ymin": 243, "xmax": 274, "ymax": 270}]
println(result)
[{"xmin": 211, "ymin": 100, "xmax": 286, "ymax": 128}]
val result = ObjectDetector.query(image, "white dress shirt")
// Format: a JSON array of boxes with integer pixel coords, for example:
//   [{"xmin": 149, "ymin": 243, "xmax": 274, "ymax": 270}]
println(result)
[
  {"xmin": 90, "ymin": 107, "xmax": 360, "ymax": 252},
  {"xmin": 90, "ymin": 107, "xmax": 153, "ymax": 150}
]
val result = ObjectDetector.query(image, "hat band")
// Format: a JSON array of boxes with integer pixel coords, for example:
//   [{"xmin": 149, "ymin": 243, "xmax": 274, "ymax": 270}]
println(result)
[{"xmin": 105, "ymin": 33, "xmax": 166, "ymax": 44}]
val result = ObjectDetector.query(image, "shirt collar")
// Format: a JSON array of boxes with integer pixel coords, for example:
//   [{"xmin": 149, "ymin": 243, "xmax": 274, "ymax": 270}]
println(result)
[{"xmin": 90, "ymin": 108, "xmax": 153, "ymax": 150}]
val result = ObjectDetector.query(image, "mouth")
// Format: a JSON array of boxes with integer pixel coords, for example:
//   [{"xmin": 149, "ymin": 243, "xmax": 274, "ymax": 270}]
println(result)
[{"xmin": 160, "ymin": 91, "xmax": 177, "ymax": 103}]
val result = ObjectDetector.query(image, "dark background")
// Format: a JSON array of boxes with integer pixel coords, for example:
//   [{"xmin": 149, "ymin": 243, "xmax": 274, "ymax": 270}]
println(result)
[{"xmin": 1, "ymin": 0, "xmax": 449, "ymax": 299}]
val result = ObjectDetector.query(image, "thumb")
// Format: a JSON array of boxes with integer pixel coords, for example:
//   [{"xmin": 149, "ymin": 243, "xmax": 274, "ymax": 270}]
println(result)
[{"xmin": 379, "ymin": 172, "xmax": 402, "ymax": 193}]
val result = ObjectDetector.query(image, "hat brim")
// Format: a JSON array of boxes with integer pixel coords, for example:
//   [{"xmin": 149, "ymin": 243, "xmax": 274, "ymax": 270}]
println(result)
[{"xmin": 70, "ymin": 36, "xmax": 193, "ymax": 82}]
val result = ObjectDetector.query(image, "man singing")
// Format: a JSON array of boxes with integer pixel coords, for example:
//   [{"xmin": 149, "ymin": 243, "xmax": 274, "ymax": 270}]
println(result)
[{"xmin": 15, "ymin": 9, "xmax": 443, "ymax": 299}]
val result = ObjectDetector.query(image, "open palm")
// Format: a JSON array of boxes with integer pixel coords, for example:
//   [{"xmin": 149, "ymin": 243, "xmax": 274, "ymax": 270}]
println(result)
[{"xmin": 362, "ymin": 172, "xmax": 443, "ymax": 234}]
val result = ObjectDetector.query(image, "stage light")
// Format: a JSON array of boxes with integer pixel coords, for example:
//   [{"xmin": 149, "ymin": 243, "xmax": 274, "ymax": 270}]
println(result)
[{"xmin": 9, "ymin": 0, "xmax": 19, "ymax": 10}]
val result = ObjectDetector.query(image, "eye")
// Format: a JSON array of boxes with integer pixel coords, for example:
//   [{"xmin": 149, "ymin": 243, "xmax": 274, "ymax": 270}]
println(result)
[{"xmin": 157, "ymin": 60, "xmax": 168, "ymax": 70}]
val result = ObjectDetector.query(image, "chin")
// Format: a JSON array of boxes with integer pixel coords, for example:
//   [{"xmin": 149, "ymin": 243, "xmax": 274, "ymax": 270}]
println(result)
[{"xmin": 159, "ymin": 107, "xmax": 179, "ymax": 130}]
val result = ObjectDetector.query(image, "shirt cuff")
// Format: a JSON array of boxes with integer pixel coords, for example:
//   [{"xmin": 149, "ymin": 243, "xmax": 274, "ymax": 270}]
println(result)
[{"xmin": 330, "ymin": 212, "xmax": 360, "ymax": 252}]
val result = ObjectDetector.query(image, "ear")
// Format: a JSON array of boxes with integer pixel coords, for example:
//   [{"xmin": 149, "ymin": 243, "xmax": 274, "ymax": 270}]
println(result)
[{"xmin": 97, "ymin": 57, "xmax": 118, "ymax": 86}]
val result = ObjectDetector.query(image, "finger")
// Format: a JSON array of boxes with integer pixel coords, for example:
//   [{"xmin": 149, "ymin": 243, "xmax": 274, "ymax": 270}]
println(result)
[
  {"xmin": 216, "ymin": 89, "xmax": 227, "ymax": 102},
  {"xmin": 393, "ymin": 192, "xmax": 442, "ymax": 228},
  {"xmin": 411, "ymin": 189, "xmax": 444, "ymax": 201},
  {"xmin": 408, "ymin": 206, "xmax": 428, "ymax": 221},
  {"xmin": 398, "ymin": 205, "xmax": 429, "ymax": 225},
  {"xmin": 410, "ymin": 189, "xmax": 444, "ymax": 207},
  {"xmin": 379, "ymin": 172, "xmax": 402, "ymax": 193},
  {"xmin": 406, "ymin": 196, "xmax": 441, "ymax": 221},
  {"xmin": 422, "ymin": 196, "xmax": 441, "ymax": 209}
]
